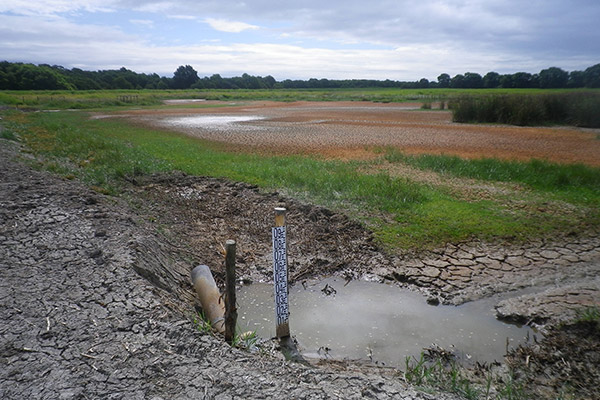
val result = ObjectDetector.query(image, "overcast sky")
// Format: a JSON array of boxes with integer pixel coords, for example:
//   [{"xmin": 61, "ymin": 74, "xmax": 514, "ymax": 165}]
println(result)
[{"xmin": 1, "ymin": 0, "xmax": 599, "ymax": 81}]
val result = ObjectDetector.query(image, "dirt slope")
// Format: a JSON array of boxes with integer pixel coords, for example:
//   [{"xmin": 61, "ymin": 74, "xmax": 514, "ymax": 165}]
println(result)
[{"xmin": 0, "ymin": 139, "xmax": 460, "ymax": 399}]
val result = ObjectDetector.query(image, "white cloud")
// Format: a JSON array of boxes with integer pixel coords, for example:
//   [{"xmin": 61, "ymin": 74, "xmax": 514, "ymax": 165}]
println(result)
[
  {"xmin": 0, "ymin": 0, "xmax": 116, "ymax": 16},
  {"xmin": 130, "ymin": 19, "xmax": 154, "ymax": 27},
  {"xmin": 203, "ymin": 18, "xmax": 259, "ymax": 33},
  {"xmin": 0, "ymin": 13, "xmax": 560, "ymax": 81},
  {"xmin": 1, "ymin": 1, "xmax": 598, "ymax": 80},
  {"xmin": 167, "ymin": 14, "xmax": 197, "ymax": 20},
  {"xmin": 130, "ymin": 1, "xmax": 176, "ymax": 13}
]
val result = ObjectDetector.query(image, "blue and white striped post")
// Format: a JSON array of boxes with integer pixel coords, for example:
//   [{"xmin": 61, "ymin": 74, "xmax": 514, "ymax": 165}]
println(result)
[{"xmin": 272, "ymin": 207, "xmax": 290, "ymax": 338}]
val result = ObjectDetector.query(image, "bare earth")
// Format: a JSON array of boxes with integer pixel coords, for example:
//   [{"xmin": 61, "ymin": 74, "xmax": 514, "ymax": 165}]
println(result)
[{"xmin": 116, "ymin": 101, "xmax": 600, "ymax": 166}]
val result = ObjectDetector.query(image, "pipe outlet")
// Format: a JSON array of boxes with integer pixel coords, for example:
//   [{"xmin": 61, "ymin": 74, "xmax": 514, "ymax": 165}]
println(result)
[{"xmin": 191, "ymin": 265, "xmax": 225, "ymax": 333}]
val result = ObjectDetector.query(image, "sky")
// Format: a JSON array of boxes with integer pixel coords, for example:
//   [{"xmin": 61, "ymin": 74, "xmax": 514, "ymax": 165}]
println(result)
[{"xmin": 1, "ymin": 0, "xmax": 599, "ymax": 81}]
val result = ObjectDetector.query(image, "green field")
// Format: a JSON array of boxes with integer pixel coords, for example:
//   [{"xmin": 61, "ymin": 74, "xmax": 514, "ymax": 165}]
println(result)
[
  {"xmin": 1, "ymin": 89, "xmax": 599, "ymax": 251},
  {"xmin": 1, "ymin": 87, "xmax": 593, "ymax": 110}
]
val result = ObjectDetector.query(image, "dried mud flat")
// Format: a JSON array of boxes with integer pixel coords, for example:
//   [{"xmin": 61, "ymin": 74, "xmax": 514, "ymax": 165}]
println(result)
[
  {"xmin": 2, "ymin": 100, "xmax": 600, "ymax": 399},
  {"xmin": 119, "ymin": 100, "xmax": 600, "ymax": 166}
]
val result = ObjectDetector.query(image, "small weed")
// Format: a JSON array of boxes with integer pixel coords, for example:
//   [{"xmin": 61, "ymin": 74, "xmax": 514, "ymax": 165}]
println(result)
[
  {"xmin": 404, "ymin": 352, "xmax": 530, "ymax": 400},
  {"xmin": 574, "ymin": 306, "xmax": 600, "ymax": 323},
  {"xmin": 192, "ymin": 311, "xmax": 214, "ymax": 335},
  {"xmin": 404, "ymin": 353, "xmax": 479, "ymax": 400},
  {"xmin": 495, "ymin": 371, "xmax": 526, "ymax": 400},
  {"xmin": 232, "ymin": 330, "xmax": 259, "ymax": 350},
  {"xmin": 192, "ymin": 310, "xmax": 259, "ymax": 350}
]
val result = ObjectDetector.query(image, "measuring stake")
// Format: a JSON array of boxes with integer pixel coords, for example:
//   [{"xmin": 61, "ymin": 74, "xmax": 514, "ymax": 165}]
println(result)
[
  {"xmin": 272, "ymin": 207, "xmax": 290, "ymax": 338},
  {"xmin": 224, "ymin": 240, "xmax": 237, "ymax": 344}
]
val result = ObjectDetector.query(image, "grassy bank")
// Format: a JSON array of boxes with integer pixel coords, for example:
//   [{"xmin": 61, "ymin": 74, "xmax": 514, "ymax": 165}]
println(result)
[
  {"xmin": 3, "ymin": 108, "xmax": 598, "ymax": 251},
  {"xmin": 385, "ymin": 150, "xmax": 600, "ymax": 205}
]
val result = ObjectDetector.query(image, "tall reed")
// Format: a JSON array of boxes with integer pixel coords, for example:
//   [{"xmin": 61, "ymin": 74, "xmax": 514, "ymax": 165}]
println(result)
[{"xmin": 450, "ymin": 92, "xmax": 600, "ymax": 127}]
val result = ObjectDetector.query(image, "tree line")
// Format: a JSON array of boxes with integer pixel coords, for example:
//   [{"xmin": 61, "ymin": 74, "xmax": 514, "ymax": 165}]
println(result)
[{"xmin": 1, "ymin": 61, "xmax": 599, "ymax": 90}]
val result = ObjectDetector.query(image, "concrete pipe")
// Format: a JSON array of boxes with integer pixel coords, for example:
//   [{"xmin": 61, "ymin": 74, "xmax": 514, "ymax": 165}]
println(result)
[{"xmin": 191, "ymin": 265, "xmax": 225, "ymax": 334}]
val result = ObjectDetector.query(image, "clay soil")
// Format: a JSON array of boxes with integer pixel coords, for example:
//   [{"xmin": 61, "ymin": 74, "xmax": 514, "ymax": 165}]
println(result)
[
  {"xmin": 117, "ymin": 100, "xmax": 600, "ymax": 166},
  {"xmin": 2, "ymin": 102, "xmax": 600, "ymax": 399}
]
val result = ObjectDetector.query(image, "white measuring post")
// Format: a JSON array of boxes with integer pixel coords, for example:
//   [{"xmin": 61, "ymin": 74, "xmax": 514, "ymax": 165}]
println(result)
[{"xmin": 272, "ymin": 207, "xmax": 290, "ymax": 338}]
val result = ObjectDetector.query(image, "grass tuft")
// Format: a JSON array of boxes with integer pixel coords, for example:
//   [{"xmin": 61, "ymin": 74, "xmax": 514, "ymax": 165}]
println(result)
[
  {"xmin": 404, "ymin": 353, "xmax": 527, "ymax": 400},
  {"xmin": 574, "ymin": 306, "xmax": 600, "ymax": 324}
]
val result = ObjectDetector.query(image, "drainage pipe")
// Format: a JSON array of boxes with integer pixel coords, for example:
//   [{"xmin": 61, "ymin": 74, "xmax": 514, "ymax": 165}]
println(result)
[{"xmin": 191, "ymin": 265, "xmax": 225, "ymax": 334}]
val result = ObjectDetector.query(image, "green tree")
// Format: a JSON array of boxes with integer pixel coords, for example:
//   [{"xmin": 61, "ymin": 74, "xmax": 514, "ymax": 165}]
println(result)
[
  {"xmin": 113, "ymin": 76, "xmax": 134, "ymax": 89},
  {"xmin": 157, "ymin": 79, "xmax": 169, "ymax": 89},
  {"xmin": 513, "ymin": 72, "xmax": 534, "ymax": 88},
  {"xmin": 583, "ymin": 63, "xmax": 600, "ymax": 88},
  {"xmin": 437, "ymin": 73, "xmax": 450, "ymax": 88},
  {"xmin": 13, "ymin": 64, "xmax": 74, "ymax": 90},
  {"xmin": 463, "ymin": 72, "xmax": 483, "ymax": 88},
  {"xmin": 539, "ymin": 67, "xmax": 568, "ymax": 88},
  {"xmin": 172, "ymin": 65, "xmax": 199, "ymax": 89},
  {"xmin": 501, "ymin": 72, "xmax": 533, "ymax": 88},
  {"xmin": 263, "ymin": 75, "xmax": 276, "ymax": 89},
  {"xmin": 450, "ymin": 74, "xmax": 465, "ymax": 88},
  {"xmin": 567, "ymin": 70, "xmax": 585, "ymax": 88},
  {"xmin": 241, "ymin": 73, "xmax": 263, "ymax": 89},
  {"xmin": 482, "ymin": 72, "xmax": 500, "ymax": 88}
]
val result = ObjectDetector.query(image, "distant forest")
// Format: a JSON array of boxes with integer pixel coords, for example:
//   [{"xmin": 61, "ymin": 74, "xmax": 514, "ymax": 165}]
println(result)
[{"xmin": 1, "ymin": 61, "xmax": 599, "ymax": 91}]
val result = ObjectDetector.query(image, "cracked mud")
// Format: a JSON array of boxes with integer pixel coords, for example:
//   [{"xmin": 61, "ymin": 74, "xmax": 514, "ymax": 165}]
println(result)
[
  {"xmin": 1, "ymin": 132, "xmax": 599, "ymax": 399},
  {"xmin": 0, "ymin": 140, "xmax": 459, "ymax": 400}
]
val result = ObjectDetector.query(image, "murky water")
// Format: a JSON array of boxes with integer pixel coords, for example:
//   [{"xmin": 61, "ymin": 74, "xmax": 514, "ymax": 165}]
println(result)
[{"xmin": 238, "ymin": 277, "xmax": 538, "ymax": 366}]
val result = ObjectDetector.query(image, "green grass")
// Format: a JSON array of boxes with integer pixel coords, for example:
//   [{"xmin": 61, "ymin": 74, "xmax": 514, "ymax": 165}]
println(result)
[
  {"xmin": 5, "ymin": 110, "xmax": 171, "ymax": 194},
  {"xmin": 2, "ymin": 88, "xmax": 597, "ymax": 111},
  {"xmin": 3, "ymin": 108, "xmax": 598, "ymax": 251},
  {"xmin": 385, "ymin": 149, "xmax": 600, "ymax": 205},
  {"xmin": 574, "ymin": 306, "xmax": 600, "ymax": 324},
  {"xmin": 192, "ymin": 311, "xmax": 215, "ymax": 335},
  {"xmin": 0, "ymin": 119, "xmax": 19, "ymax": 141},
  {"xmin": 404, "ymin": 353, "xmax": 528, "ymax": 400}
]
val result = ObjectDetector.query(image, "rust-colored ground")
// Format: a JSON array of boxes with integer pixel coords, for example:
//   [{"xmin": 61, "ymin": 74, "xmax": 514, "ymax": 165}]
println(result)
[{"xmin": 117, "ymin": 101, "xmax": 600, "ymax": 166}]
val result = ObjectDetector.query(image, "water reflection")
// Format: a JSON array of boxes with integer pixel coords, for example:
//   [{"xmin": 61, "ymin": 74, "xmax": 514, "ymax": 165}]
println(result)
[{"xmin": 238, "ymin": 277, "xmax": 537, "ymax": 366}]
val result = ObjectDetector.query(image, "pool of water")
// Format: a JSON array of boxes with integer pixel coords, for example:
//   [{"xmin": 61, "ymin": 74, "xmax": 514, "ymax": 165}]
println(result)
[
  {"xmin": 160, "ymin": 115, "xmax": 264, "ymax": 131},
  {"xmin": 237, "ymin": 277, "xmax": 538, "ymax": 366}
]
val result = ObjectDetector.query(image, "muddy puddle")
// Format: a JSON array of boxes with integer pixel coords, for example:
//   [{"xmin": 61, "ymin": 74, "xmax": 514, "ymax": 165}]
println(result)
[{"xmin": 238, "ymin": 277, "xmax": 538, "ymax": 366}]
